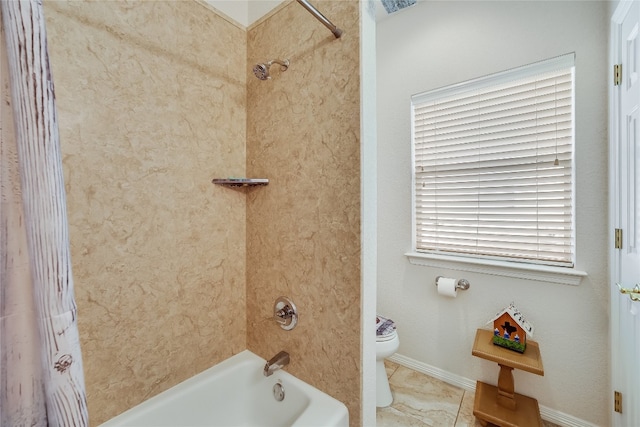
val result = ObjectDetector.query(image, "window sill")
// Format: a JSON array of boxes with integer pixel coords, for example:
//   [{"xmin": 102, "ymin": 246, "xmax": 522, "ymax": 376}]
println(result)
[{"xmin": 405, "ymin": 252, "xmax": 587, "ymax": 286}]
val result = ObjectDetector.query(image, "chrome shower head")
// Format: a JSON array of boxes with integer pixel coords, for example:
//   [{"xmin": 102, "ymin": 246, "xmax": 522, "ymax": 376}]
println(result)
[
  {"xmin": 253, "ymin": 63, "xmax": 270, "ymax": 80},
  {"xmin": 253, "ymin": 59, "xmax": 290, "ymax": 80}
]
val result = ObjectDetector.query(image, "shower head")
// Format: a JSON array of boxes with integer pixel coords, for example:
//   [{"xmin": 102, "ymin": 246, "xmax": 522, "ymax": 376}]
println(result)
[
  {"xmin": 253, "ymin": 59, "xmax": 290, "ymax": 80},
  {"xmin": 253, "ymin": 63, "xmax": 270, "ymax": 81}
]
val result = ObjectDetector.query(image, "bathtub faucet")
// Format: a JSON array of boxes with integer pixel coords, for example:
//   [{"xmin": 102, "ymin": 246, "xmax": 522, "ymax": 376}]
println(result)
[{"xmin": 264, "ymin": 351, "xmax": 290, "ymax": 377}]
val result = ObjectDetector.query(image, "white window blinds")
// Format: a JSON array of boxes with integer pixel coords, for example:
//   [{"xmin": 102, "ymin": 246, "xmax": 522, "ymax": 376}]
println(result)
[{"xmin": 411, "ymin": 54, "xmax": 575, "ymax": 267}]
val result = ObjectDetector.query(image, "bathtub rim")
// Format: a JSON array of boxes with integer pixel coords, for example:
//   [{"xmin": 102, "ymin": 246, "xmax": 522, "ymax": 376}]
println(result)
[{"xmin": 98, "ymin": 349, "xmax": 349, "ymax": 427}]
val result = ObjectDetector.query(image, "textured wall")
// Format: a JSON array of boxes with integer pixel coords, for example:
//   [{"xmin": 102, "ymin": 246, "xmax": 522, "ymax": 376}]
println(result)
[
  {"xmin": 44, "ymin": 2, "xmax": 247, "ymax": 424},
  {"xmin": 377, "ymin": 1, "xmax": 608, "ymax": 425},
  {"xmin": 246, "ymin": 2, "xmax": 362, "ymax": 426}
]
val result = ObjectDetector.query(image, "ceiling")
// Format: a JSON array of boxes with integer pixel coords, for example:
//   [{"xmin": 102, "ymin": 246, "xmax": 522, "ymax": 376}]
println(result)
[{"xmin": 204, "ymin": 0, "xmax": 285, "ymax": 28}]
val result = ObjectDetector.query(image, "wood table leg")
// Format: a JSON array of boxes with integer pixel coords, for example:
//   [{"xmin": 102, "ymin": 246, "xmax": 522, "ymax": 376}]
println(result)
[{"xmin": 496, "ymin": 364, "xmax": 516, "ymax": 410}]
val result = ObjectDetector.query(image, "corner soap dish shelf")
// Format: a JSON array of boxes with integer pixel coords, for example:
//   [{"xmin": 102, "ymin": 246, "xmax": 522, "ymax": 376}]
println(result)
[{"xmin": 212, "ymin": 178, "xmax": 269, "ymax": 188}]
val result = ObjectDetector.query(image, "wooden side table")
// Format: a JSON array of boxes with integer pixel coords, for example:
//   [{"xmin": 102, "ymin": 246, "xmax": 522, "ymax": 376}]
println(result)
[{"xmin": 471, "ymin": 329, "xmax": 544, "ymax": 427}]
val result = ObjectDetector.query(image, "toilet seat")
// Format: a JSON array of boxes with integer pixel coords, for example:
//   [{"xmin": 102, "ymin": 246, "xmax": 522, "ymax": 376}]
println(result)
[{"xmin": 376, "ymin": 329, "xmax": 398, "ymax": 342}]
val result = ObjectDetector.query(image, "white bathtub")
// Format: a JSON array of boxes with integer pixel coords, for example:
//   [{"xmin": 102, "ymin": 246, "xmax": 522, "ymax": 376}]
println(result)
[{"xmin": 99, "ymin": 350, "xmax": 349, "ymax": 427}]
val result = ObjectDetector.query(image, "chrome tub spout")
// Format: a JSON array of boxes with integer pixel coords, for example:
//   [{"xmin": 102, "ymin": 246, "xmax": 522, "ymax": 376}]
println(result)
[{"xmin": 264, "ymin": 351, "xmax": 290, "ymax": 377}]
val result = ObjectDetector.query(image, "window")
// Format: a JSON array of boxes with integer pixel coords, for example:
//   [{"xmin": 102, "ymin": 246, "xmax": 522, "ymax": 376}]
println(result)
[{"xmin": 411, "ymin": 54, "xmax": 575, "ymax": 267}]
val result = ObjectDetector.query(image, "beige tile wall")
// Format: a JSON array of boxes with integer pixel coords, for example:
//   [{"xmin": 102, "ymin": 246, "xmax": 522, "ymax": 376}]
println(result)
[
  {"xmin": 246, "ymin": 2, "xmax": 362, "ymax": 426},
  {"xmin": 44, "ymin": 2, "xmax": 247, "ymax": 424},
  {"xmin": 45, "ymin": 0, "xmax": 361, "ymax": 424}
]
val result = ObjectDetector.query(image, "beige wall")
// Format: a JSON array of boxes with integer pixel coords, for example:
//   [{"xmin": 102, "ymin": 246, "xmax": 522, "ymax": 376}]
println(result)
[
  {"xmin": 246, "ymin": 2, "xmax": 362, "ymax": 426},
  {"xmin": 45, "ymin": 1, "xmax": 248, "ymax": 424}
]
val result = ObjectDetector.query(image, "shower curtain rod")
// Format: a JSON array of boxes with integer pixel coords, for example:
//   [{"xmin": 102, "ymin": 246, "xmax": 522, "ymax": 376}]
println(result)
[{"xmin": 296, "ymin": 0, "xmax": 343, "ymax": 38}]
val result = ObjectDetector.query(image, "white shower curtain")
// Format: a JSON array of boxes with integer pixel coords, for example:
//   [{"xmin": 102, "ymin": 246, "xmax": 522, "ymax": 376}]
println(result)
[{"xmin": 0, "ymin": 1, "xmax": 88, "ymax": 425}]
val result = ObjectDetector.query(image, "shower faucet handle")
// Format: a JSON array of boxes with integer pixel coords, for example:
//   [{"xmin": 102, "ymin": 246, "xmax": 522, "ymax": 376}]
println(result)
[
  {"xmin": 274, "ymin": 296, "xmax": 298, "ymax": 331},
  {"xmin": 275, "ymin": 306, "xmax": 294, "ymax": 323}
]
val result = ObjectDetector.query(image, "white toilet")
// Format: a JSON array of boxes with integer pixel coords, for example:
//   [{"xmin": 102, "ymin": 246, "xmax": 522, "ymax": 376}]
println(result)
[{"xmin": 376, "ymin": 327, "xmax": 400, "ymax": 407}]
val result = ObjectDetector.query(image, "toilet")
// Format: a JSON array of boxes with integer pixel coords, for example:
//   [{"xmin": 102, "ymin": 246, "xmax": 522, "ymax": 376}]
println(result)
[{"xmin": 376, "ymin": 318, "xmax": 400, "ymax": 407}]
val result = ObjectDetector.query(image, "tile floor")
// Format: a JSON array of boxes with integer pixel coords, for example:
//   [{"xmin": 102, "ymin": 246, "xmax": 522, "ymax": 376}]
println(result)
[{"xmin": 376, "ymin": 361, "xmax": 560, "ymax": 427}]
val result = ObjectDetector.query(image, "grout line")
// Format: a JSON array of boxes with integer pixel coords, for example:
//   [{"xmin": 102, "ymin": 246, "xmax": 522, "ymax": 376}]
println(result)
[
  {"xmin": 453, "ymin": 390, "xmax": 465, "ymax": 427},
  {"xmin": 380, "ymin": 362, "xmax": 469, "ymax": 427},
  {"xmin": 384, "ymin": 361, "xmax": 400, "ymax": 379}
]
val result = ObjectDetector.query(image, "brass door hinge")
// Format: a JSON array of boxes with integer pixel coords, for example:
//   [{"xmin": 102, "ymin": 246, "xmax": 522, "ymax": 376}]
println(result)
[
  {"xmin": 615, "ymin": 390, "xmax": 622, "ymax": 413},
  {"xmin": 615, "ymin": 228, "xmax": 623, "ymax": 249},
  {"xmin": 615, "ymin": 64, "xmax": 622, "ymax": 86}
]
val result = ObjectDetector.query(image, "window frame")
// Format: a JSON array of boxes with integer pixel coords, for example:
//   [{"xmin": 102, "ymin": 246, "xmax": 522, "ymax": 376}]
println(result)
[{"xmin": 407, "ymin": 53, "xmax": 586, "ymax": 284}]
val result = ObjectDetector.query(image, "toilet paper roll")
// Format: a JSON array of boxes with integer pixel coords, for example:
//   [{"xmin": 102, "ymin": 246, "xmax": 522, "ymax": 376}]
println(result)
[{"xmin": 436, "ymin": 277, "xmax": 457, "ymax": 298}]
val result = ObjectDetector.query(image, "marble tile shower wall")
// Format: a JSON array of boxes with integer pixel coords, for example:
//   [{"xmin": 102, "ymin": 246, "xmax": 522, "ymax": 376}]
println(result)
[
  {"xmin": 246, "ymin": 2, "xmax": 362, "ymax": 427},
  {"xmin": 45, "ymin": 1, "xmax": 248, "ymax": 424}
]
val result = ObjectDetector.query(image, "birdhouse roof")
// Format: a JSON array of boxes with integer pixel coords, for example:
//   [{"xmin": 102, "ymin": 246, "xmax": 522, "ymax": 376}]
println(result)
[{"xmin": 487, "ymin": 302, "xmax": 534, "ymax": 337}]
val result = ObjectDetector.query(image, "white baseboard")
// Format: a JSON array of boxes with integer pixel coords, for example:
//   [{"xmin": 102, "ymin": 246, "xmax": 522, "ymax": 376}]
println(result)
[
  {"xmin": 389, "ymin": 353, "xmax": 477, "ymax": 392},
  {"xmin": 388, "ymin": 353, "xmax": 602, "ymax": 427}
]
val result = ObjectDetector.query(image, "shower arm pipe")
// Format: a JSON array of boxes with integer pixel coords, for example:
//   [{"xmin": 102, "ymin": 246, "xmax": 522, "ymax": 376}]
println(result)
[{"xmin": 296, "ymin": 0, "xmax": 343, "ymax": 38}]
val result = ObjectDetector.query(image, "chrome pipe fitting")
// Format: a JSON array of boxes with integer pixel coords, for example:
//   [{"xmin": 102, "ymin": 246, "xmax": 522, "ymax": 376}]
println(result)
[{"xmin": 264, "ymin": 351, "xmax": 290, "ymax": 377}]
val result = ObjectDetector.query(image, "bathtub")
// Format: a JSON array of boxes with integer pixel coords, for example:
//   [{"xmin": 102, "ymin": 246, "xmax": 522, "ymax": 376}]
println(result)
[{"xmin": 99, "ymin": 350, "xmax": 349, "ymax": 427}]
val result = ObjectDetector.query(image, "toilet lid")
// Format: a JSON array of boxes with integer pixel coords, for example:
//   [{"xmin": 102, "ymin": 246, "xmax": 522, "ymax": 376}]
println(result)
[{"xmin": 376, "ymin": 329, "xmax": 397, "ymax": 342}]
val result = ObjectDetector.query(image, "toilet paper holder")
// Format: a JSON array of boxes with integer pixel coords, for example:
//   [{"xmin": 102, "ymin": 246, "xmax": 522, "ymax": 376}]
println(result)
[{"xmin": 435, "ymin": 276, "xmax": 470, "ymax": 291}]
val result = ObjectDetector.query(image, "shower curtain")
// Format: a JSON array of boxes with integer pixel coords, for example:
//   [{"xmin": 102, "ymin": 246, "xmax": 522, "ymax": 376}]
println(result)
[{"xmin": 0, "ymin": 1, "xmax": 88, "ymax": 425}]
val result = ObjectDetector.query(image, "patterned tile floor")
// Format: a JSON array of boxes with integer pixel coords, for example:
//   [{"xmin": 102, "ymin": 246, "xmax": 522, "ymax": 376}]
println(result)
[{"xmin": 376, "ymin": 361, "xmax": 560, "ymax": 427}]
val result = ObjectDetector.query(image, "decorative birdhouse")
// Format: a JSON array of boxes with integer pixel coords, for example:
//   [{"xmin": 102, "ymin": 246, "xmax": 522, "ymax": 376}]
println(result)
[{"xmin": 486, "ymin": 303, "xmax": 534, "ymax": 353}]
